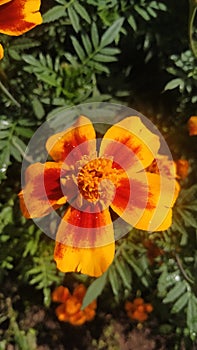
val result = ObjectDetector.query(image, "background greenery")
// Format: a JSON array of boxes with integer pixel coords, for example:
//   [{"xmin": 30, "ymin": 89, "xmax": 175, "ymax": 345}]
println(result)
[{"xmin": 0, "ymin": 0, "xmax": 197, "ymax": 349}]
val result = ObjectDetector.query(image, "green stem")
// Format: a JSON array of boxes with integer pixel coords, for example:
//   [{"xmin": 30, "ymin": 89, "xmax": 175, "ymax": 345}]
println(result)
[{"xmin": 0, "ymin": 80, "xmax": 21, "ymax": 108}]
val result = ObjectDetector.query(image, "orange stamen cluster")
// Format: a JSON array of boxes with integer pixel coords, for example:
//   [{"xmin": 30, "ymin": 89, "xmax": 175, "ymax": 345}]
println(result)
[
  {"xmin": 188, "ymin": 116, "xmax": 197, "ymax": 136},
  {"xmin": 125, "ymin": 298, "xmax": 153, "ymax": 322},
  {"xmin": 77, "ymin": 157, "xmax": 118, "ymax": 202},
  {"xmin": 52, "ymin": 284, "xmax": 97, "ymax": 326}
]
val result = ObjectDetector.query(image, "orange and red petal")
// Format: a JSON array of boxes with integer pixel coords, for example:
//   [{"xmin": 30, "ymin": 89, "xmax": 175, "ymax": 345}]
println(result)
[
  {"xmin": 99, "ymin": 116, "xmax": 160, "ymax": 172},
  {"xmin": 55, "ymin": 205, "xmax": 114, "ymax": 248},
  {"xmin": 111, "ymin": 172, "xmax": 180, "ymax": 232},
  {"xmin": 52, "ymin": 286, "xmax": 70, "ymax": 303},
  {"xmin": 19, "ymin": 162, "xmax": 66, "ymax": 218},
  {"xmin": 54, "ymin": 205, "xmax": 114, "ymax": 276},
  {"xmin": 0, "ymin": 0, "xmax": 42, "ymax": 35},
  {"xmin": 46, "ymin": 116, "xmax": 96, "ymax": 164},
  {"xmin": 54, "ymin": 241, "xmax": 115, "ymax": 277}
]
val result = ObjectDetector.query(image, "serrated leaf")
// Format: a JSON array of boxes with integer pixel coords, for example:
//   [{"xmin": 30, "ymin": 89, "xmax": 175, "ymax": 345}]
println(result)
[
  {"xmin": 0, "ymin": 131, "xmax": 9, "ymax": 139},
  {"xmin": 134, "ymin": 5, "xmax": 150, "ymax": 20},
  {"xmin": 93, "ymin": 53, "xmax": 117, "ymax": 62},
  {"xmin": 15, "ymin": 127, "xmax": 33, "ymax": 138},
  {"xmin": 71, "ymin": 36, "xmax": 86, "ymax": 62},
  {"xmin": 128, "ymin": 15, "xmax": 137, "ymax": 31},
  {"xmin": 88, "ymin": 61, "xmax": 109, "ymax": 74},
  {"xmin": 68, "ymin": 6, "xmax": 80, "ymax": 32},
  {"xmin": 108, "ymin": 265, "xmax": 120, "ymax": 296},
  {"xmin": 171, "ymin": 292, "xmax": 189, "ymax": 313},
  {"xmin": 73, "ymin": 1, "xmax": 91, "ymax": 23},
  {"xmin": 164, "ymin": 78, "xmax": 184, "ymax": 91},
  {"xmin": 163, "ymin": 281, "xmax": 186, "ymax": 303},
  {"xmin": 32, "ymin": 97, "xmax": 45, "ymax": 120},
  {"xmin": 91, "ymin": 22, "xmax": 99, "ymax": 49},
  {"xmin": 43, "ymin": 5, "xmax": 65, "ymax": 23},
  {"xmin": 100, "ymin": 47, "xmax": 120, "ymax": 55},
  {"xmin": 81, "ymin": 271, "xmax": 107, "ymax": 309},
  {"xmin": 81, "ymin": 34, "xmax": 92, "ymax": 55},
  {"xmin": 187, "ymin": 294, "xmax": 197, "ymax": 332},
  {"xmin": 100, "ymin": 18, "xmax": 124, "ymax": 48},
  {"xmin": 114, "ymin": 259, "xmax": 132, "ymax": 289}
]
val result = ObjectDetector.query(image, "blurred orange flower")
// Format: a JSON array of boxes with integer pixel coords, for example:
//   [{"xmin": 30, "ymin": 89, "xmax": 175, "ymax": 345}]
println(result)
[
  {"xmin": 0, "ymin": 0, "xmax": 42, "ymax": 59},
  {"xmin": 188, "ymin": 116, "xmax": 197, "ymax": 136},
  {"xmin": 52, "ymin": 284, "xmax": 97, "ymax": 326},
  {"xmin": 125, "ymin": 297, "xmax": 153, "ymax": 322},
  {"xmin": 175, "ymin": 159, "xmax": 189, "ymax": 180}
]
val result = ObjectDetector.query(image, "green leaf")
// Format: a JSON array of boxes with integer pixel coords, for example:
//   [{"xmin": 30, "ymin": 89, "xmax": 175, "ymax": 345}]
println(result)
[
  {"xmin": 187, "ymin": 293, "xmax": 197, "ymax": 333},
  {"xmin": 81, "ymin": 34, "xmax": 93, "ymax": 55},
  {"xmin": 164, "ymin": 78, "xmax": 184, "ymax": 91},
  {"xmin": 163, "ymin": 281, "xmax": 187, "ymax": 303},
  {"xmin": 43, "ymin": 5, "xmax": 65, "ymax": 23},
  {"xmin": 32, "ymin": 97, "xmax": 45, "ymax": 120},
  {"xmin": 100, "ymin": 47, "xmax": 120, "ymax": 55},
  {"xmin": 68, "ymin": 6, "xmax": 80, "ymax": 32},
  {"xmin": 134, "ymin": 5, "xmax": 150, "ymax": 20},
  {"xmin": 81, "ymin": 271, "xmax": 108, "ymax": 309},
  {"xmin": 171, "ymin": 292, "xmax": 189, "ymax": 313},
  {"xmin": 100, "ymin": 18, "xmax": 124, "ymax": 48},
  {"xmin": 114, "ymin": 259, "xmax": 132, "ymax": 289},
  {"xmin": 108, "ymin": 265, "xmax": 120, "ymax": 296},
  {"xmin": 73, "ymin": 1, "xmax": 91, "ymax": 23},
  {"xmin": 91, "ymin": 22, "xmax": 99, "ymax": 49},
  {"xmin": 127, "ymin": 15, "xmax": 137, "ymax": 31},
  {"xmin": 15, "ymin": 127, "xmax": 33, "ymax": 138},
  {"xmin": 93, "ymin": 53, "xmax": 117, "ymax": 62},
  {"xmin": 71, "ymin": 36, "xmax": 86, "ymax": 62}
]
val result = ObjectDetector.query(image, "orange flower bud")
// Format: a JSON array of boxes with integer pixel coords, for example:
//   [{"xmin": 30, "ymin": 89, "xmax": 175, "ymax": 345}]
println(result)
[
  {"xmin": 52, "ymin": 286, "xmax": 70, "ymax": 303},
  {"xmin": 145, "ymin": 303, "xmax": 153, "ymax": 313},
  {"xmin": 69, "ymin": 310, "xmax": 87, "ymax": 326},
  {"xmin": 188, "ymin": 116, "xmax": 197, "ymax": 136},
  {"xmin": 133, "ymin": 298, "xmax": 144, "ymax": 306},
  {"xmin": 73, "ymin": 284, "xmax": 86, "ymax": 301},
  {"xmin": 175, "ymin": 159, "xmax": 189, "ymax": 180},
  {"xmin": 65, "ymin": 296, "xmax": 81, "ymax": 315},
  {"xmin": 55, "ymin": 304, "xmax": 69, "ymax": 322}
]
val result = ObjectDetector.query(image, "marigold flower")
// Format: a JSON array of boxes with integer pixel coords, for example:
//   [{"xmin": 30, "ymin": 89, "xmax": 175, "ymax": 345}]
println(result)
[
  {"xmin": 0, "ymin": 0, "xmax": 42, "ymax": 59},
  {"xmin": 19, "ymin": 116, "xmax": 180, "ymax": 277},
  {"xmin": 125, "ymin": 298, "xmax": 153, "ymax": 323},
  {"xmin": 175, "ymin": 159, "xmax": 189, "ymax": 180},
  {"xmin": 52, "ymin": 284, "xmax": 97, "ymax": 326}
]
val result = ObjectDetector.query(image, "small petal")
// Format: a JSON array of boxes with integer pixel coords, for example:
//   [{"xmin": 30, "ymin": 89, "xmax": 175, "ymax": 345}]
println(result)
[
  {"xmin": 55, "ymin": 205, "xmax": 114, "ymax": 248},
  {"xmin": 54, "ymin": 205, "xmax": 115, "ymax": 276},
  {"xmin": 54, "ymin": 242, "xmax": 115, "ymax": 277},
  {"xmin": 46, "ymin": 116, "xmax": 96, "ymax": 164},
  {"xmin": 111, "ymin": 172, "xmax": 180, "ymax": 231},
  {"xmin": 0, "ymin": 0, "xmax": 42, "ymax": 35},
  {"xmin": 0, "ymin": 44, "xmax": 4, "ymax": 60},
  {"xmin": 188, "ymin": 116, "xmax": 197, "ymax": 136},
  {"xmin": 19, "ymin": 162, "xmax": 66, "ymax": 218},
  {"xmin": 100, "ymin": 116, "xmax": 160, "ymax": 172},
  {"xmin": 52, "ymin": 286, "xmax": 70, "ymax": 303}
]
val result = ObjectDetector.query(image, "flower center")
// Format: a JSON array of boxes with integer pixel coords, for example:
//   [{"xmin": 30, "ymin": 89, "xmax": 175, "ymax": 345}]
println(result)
[{"xmin": 77, "ymin": 158, "xmax": 116, "ymax": 203}]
